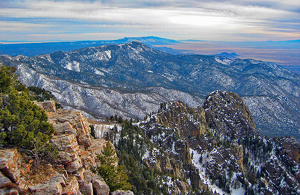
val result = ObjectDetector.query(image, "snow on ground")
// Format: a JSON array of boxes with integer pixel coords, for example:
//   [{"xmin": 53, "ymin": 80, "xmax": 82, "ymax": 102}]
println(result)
[
  {"xmin": 64, "ymin": 61, "xmax": 80, "ymax": 72},
  {"xmin": 94, "ymin": 69, "xmax": 105, "ymax": 76},
  {"xmin": 142, "ymin": 150, "xmax": 151, "ymax": 160},
  {"xmin": 231, "ymin": 187, "xmax": 245, "ymax": 195},
  {"xmin": 190, "ymin": 148, "xmax": 226, "ymax": 195}
]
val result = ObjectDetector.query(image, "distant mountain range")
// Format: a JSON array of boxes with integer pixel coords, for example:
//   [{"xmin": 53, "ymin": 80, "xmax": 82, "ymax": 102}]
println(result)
[
  {"xmin": 0, "ymin": 36, "xmax": 180, "ymax": 57},
  {"xmin": 1, "ymin": 41, "xmax": 300, "ymax": 140}
]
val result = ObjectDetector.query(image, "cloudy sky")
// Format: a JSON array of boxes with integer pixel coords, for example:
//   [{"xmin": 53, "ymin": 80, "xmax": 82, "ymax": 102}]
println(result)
[{"xmin": 0, "ymin": 0, "xmax": 299, "ymax": 42}]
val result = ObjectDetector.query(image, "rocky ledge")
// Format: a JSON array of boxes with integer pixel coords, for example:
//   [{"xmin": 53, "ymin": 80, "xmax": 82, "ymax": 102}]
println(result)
[{"xmin": 0, "ymin": 101, "xmax": 134, "ymax": 195}]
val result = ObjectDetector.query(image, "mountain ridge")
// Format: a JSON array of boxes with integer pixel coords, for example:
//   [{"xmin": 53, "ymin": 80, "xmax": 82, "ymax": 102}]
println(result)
[
  {"xmin": 0, "ymin": 36, "xmax": 179, "ymax": 57},
  {"xmin": 0, "ymin": 41, "xmax": 299, "ymax": 139},
  {"xmin": 114, "ymin": 91, "xmax": 300, "ymax": 194}
]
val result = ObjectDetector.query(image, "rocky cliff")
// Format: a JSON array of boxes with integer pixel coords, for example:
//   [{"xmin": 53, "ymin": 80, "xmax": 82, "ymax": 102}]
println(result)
[{"xmin": 0, "ymin": 101, "xmax": 133, "ymax": 195}]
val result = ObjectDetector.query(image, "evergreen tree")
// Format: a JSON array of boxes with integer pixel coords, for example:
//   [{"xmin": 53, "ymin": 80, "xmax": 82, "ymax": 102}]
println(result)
[
  {"xmin": 92, "ymin": 141, "xmax": 131, "ymax": 192},
  {"xmin": 0, "ymin": 88, "xmax": 54, "ymax": 147},
  {"xmin": 0, "ymin": 63, "xmax": 55, "ymax": 169}
]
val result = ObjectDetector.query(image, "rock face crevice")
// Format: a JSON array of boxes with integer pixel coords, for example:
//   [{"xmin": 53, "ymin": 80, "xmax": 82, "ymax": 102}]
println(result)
[{"xmin": 0, "ymin": 101, "xmax": 133, "ymax": 195}]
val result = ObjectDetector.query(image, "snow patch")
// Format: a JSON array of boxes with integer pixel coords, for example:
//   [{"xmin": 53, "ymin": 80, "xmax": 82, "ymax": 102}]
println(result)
[
  {"xmin": 105, "ymin": 50, "xmax": 111, "ymax": 59},
  {"xmin": 94, "ymin": 69, "xmax": 105, "ymax": 76},
  {"xmin": 64, "ymin": 61, "xmax": 80, "ymax": 72},
  {"xmin": 215, "ymin": 57, "xmax": 232, "ymax": 65}
]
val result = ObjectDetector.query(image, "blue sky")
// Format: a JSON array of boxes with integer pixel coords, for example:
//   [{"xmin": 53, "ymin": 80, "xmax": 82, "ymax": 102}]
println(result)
[{"xmin": 0, "ymin": 0, "xmax": 300, "ymax": 43}]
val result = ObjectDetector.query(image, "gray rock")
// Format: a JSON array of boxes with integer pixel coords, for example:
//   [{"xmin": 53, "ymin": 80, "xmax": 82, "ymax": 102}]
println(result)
[
  {"xmin": 0, "ymin": 148, "xmax": 21, "ymax": 183},
  {"xmin": 0, "ymin": 171, "xmax": 12, "ymax": 188},
  {"xmin": 92, "ymin": 179, "xmax": 109, "ymax": 195},
  {"xmin": 29, "ymin": 174, "xmax": 66, "ymax": 195},
  {"xmin": 111, "ymin": 190, "xmax": 134, "ymax": 195}
]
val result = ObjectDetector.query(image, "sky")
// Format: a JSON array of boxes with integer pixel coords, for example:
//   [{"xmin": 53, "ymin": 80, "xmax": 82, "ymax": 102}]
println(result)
[{"xmin": 0, "ymin": 0, "xmax": 300, "ymax": 43}]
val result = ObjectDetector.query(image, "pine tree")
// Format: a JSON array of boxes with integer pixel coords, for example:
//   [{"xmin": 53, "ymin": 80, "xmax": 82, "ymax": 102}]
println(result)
[
  {"xmin": 0, "ymin": 88, "xmax": 54, "ymax": 147},
  {"xmin": 0, "ymin": 63, "xmax": 55, "ymax": 169},
  {"xmin": 92, "ymin": 141, "xmax": 132, "ymax": 192}
]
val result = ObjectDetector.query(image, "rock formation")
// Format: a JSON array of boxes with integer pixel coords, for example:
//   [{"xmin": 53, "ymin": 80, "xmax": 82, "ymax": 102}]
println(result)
[{"xmin": 0, "ymin": 101, "xmax": 133, "ymax": 195}]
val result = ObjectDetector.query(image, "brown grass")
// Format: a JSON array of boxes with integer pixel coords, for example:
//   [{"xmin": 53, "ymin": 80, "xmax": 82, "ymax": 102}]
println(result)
[{"xmin": 24, "ymin": 164, "xmax": 58, "ymax": 186}]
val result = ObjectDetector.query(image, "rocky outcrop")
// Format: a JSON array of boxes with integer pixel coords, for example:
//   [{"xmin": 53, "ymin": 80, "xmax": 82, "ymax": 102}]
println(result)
[
  {"xmin": 158, "ymin": 102, "xmax": 208, "ymax": 138},
  {"xmin": 203, "ymin": 90, "xmax": 257, "ymax": 138},
  {"xmin": 128, "ymin": 91, "xmax": 300, "ymax": 194},
  {"xmin": 35, "ymin": 100, "xmax": 57, "ymax": 113},
  {"xmin": 0, "ymin": 101, "xmax": 133, "ymax": 195}
]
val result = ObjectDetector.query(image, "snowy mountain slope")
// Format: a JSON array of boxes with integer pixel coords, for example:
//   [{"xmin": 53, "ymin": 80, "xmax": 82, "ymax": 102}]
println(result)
[
  {"xmin": 15, "ymin": 63, "xmax": 203, "ymax": 119},
  {"xmin": 0, "ymin": 41, "xmax": 300, "ymax": 139}
]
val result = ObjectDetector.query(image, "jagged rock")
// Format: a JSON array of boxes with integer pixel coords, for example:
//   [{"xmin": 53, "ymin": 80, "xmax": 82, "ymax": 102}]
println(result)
[
  {"xmin": 62, "ymin": 176, "xmax": 80, "ymax": 195},
  {"xmin": 88, "ymin": 139, "xmax": 110, "ymax": 166},
  {"xmin": 78, "ymin": 180, "xmax": 93, "ymax": 195},
  {"xmin": 49, "ymin": 109, "xmax": 92, "ymax": 148},
  {"xmin": 158, "ymin": 102, "xmax": 208, "ymax": 138},
  {"xmin": 204, "ymin": 90, "xmax": 257, "ymax": 137},
  {"xmin": 175, "ymin": 180, "xmax": 188, "ymax": 194},
  {"xmin": 0, "ymin": 171, "xmax": 13, "ymax": 188},
  {"xmin": 52, "ymin": 121, "xmax": 77, "ymax": 135},
  {"xmin": 0, "ymin": 106, "xmax": 130, "ymax": 195},
  {"xmin": 0, "ymin": 188, "xmax": 19, "ymax": 195},
  {"xmin": 78, "ymin": 150, "xmax": 96, "ymax": 169},
  {"xmin": 74, "ymin": 167, "xmax": 86, "ymax": 181},
  {"xmin": 78, "ymin": 170, "xmax": 109, "ymax": 195},
  {"xmin": 35, "ymin": 100, "xmax": 56, "ymax": 112},
  {"xmin": 51, "ymin": 134, "xmax": 80, "ymax": 153},
  {"xmin": 111, "ymin": 190, "xmax": 134, "ymax": 195},
  {"xmin": 175, "ymin": 140, "xmax": 192, "ymax": 167},
  {"xmin": 50, "ymin": 134, "xmax": 83, "ymax": 173},
  {"xmin": 92, "ymin": 179, "xmax": 110, "ymax": 195},
  {"xmin": 0, "ymin": 148, "xmax": 21, "ymax": 183},
  {"xmin": 67, "ymin": 158, "xmax": 83, "ymax": 173},
  {"xmin": 29, "ymin": 174, "xmax": 66, "ymax": 195}
]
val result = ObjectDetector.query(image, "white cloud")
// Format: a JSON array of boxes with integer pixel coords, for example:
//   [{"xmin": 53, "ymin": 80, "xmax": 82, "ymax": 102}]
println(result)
[
  {"xmin": 0, "ymin": 0, "xmax": 299, "ymax": 42},
  {"xmin": 0, "ymin": 21, "xmax": 50, "ymax": 31}
]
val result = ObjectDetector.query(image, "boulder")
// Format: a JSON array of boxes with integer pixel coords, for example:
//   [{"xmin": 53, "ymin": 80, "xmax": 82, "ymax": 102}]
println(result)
[
  {"xmin": 0, "ymin": 148, "xmax": 21, "ymax": 183},
  {"xmin": 78, "ymin": 170, "xmax": 110, "ymax": 195},
  {"xmin": 29, "ymin": 174, "xmax": 66, "ymax": 195},
  {"xmin": 74, "ymin": 167, "xmax": 86, "ymax": 181},
  {"xmin": 111, "ymin": 190, "xmax": 134, "ymax": 195},
  {"xmin": 0, "ymin": 171, "xmax": 13, "ymax": 188},
  {"xmin": 78, "ymin": 180, "xmax": 93, "ymax": 195},
  {"xmin": 35, "ymin": 100, "xmax": 56, "ymax": 113},
  {"xmin": 67, "ymin": 158, "xmax": 83, "ymax": 173},
  {"xmin": 0, "ymin": 188, "xmax": 19, "ymax": 195},
  {"xmin": 62, "ymin": 176, "xmax": 79, "ymax": 195},
  {"xmin": 92, "ymin": 179, "xmax": 110, "ymax": 195}
]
